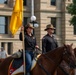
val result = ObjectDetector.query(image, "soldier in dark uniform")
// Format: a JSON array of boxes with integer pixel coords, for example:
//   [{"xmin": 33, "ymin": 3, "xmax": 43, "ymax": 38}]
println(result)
[
  {"xmin": 19, "ymin": 23, "xmax": 39, "ymax": 75},
  {"xmin": 42, "ymin": 24, "xmax": 58, "ymax": 53}
]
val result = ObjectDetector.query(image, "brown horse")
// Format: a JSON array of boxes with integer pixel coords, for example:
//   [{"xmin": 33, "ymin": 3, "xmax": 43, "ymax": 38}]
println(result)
[
  {"xmin": 0, "ymin": 59, "xmax": 4, "ymax": 63},
  {"xmin": 56, "ymin": 48, "xmax": 76, "ymax": 75},
  {"xmin": 0, "ymin": 44, "xmax": 76, "ymax": 75}
]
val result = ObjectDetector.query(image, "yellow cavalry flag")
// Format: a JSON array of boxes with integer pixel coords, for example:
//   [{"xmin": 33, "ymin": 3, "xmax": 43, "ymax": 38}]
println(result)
[{"xmin": 9, "ymin": 0, "xmax": 23, "ymax": 36}]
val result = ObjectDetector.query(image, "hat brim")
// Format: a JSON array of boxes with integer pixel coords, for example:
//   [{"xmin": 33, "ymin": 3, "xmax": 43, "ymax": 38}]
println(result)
[
  {"xmin": 25, "ymin": 26, "xmax": 34, "ymax": 29},
  {"xmin": 29, "ymin": 27, "xmax": 34, "ymax": 29},
  {"xmin": 44, "ymin": 28, "xmax": 55, "ymax": 31}
]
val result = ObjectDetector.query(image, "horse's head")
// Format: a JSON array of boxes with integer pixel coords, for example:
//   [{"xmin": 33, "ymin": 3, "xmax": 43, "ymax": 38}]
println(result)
[{"xmin": 63, "ymin": 44, "xmax": 76, "ymax": 69}]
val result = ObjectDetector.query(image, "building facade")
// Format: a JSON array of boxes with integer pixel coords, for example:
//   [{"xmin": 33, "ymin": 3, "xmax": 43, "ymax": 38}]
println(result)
[{"xmin": 0, "ymin": 0, "xmax": 75, "ymax": 55}]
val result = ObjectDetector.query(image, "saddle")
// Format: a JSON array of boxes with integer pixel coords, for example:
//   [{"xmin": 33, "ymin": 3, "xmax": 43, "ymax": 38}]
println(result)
[
  {"xmin": 12, "ymin": 49, "xmax": 23, "ymax": 58},
  {"xmin": 9, "ymin": 58, "xmax": 23, "ymax": 75},
  {"xmin": 8, "ymin": 54, "xmax": 41, "ymax": 75}
]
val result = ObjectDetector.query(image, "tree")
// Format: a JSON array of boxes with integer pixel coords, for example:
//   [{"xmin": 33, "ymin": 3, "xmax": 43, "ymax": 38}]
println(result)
[{"xmin": 67, "ymin": 0, "xmax": 76, "ymax": 26}]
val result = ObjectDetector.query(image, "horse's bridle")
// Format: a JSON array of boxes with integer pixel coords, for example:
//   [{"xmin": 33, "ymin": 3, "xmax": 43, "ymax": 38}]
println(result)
[
  {"xmin": 58, "ymin": 48, "xmax": 73, "ymax": 75},
  {"xmin": 36, "ymin": 47, "xmax": 72, "ymax": 75},
  {"xmin": 62, "ymin": 47, "xmax": 74, "ymax": 67}
]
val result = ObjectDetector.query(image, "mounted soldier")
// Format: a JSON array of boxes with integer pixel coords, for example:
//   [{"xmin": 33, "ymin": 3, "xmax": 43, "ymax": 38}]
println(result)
[{"xmin": 19, "ymin": 23, "xmax": 39, "ymax": 75}]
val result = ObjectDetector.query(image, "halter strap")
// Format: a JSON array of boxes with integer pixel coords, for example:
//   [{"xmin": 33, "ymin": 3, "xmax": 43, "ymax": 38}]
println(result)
[{"xmin": 59, "ymin": 65, "xmax": 69, "ymax": 75}]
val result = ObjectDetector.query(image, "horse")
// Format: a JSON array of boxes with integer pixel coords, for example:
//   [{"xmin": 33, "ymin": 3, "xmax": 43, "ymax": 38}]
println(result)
[
  {"xmin": 56, "ymin": 47, "xmax": 76, "ymax": 75},
  {"xmin": 0, "ymin": 44, "xmax": 76, "ymax": 75},
  {"xmin": 0, "ymin": 59, "xmax": 4, "ymax": 63}
]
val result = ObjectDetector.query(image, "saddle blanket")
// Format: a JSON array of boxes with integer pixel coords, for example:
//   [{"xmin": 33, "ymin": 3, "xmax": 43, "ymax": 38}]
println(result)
[{"xmin": 9, "ymin": 54, "xmax": 41, "ymax": 75}]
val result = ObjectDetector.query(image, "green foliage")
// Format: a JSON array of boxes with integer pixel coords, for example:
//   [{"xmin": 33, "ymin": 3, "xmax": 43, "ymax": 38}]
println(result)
[
  {"xmin": 69, "ymin": 16, "xmax": 76, "ymax": 25},
  {"xmin": 73, "ymin": 0, "xmax": 76, "ymax": 3},
  {"xmin": 67, "ymin": 0, "xmax": 76, "ymax": 25},
  {"xmin": 67, "ymin": 4, "xmax": 76, "ymax": 15}
]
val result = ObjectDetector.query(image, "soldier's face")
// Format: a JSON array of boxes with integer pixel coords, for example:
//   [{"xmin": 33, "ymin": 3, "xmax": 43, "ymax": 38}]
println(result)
[
  {"xmin": 26, "ymin": 27, "xmax": 33, "ymax": 33},
  {"xmin": 47, "ymin": 28, "xmax": 54, "ymax": 34}
]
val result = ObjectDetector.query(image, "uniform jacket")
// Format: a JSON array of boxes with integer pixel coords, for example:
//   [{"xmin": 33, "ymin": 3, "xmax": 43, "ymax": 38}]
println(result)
[
  {"xmin": 42, "ymin": 34, "xmax": 58, "ymax": 53},
  {"xmin": 19, "ymin": 32, "xmax": 37, "ymax": 51}
]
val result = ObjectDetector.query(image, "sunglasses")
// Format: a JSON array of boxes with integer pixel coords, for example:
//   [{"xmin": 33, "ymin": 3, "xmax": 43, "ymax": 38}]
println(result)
[{"xmin": 49, "ymin": 28, "xmax": 54, "ymax": 30}]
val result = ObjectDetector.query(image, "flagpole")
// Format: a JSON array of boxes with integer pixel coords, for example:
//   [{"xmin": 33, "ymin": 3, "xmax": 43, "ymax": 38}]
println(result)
[
  {"xmin": 21, "ymin": 0, "xmax": 26, "ymax": 75},
  {"xmin": 22, "ymin": 29, "xmax": 26, "ymax": 75}
]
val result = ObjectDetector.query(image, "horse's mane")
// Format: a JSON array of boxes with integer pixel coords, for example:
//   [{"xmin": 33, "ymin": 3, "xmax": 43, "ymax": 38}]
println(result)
[
  {"xmin": 37, "ymin": 46, "xmax": 65, "ymax": 66},
  {"xmin": 45, "ymin": 46, "xmax": 64, "ymax": 56}
]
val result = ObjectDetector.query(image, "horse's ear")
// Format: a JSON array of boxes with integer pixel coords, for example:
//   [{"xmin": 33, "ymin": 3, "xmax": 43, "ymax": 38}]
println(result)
[
  {"xmin": 18, "ymin": 49, "xmax": 21, "ymax": 52},
  {"xmin": 70, "ymin": 43, "xmax": 73, "ymax": 47},
  {"xmin": 64, "ymin": 44, "xmax": 66, "ymax": 47}
]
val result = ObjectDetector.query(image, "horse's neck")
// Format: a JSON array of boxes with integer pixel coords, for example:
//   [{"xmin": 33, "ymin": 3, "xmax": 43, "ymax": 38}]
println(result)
[
  {"xmin": 0, "ymin": 57, "xmax": 13, "ymax": 68},
  {"xmin": 45, "ymin": 47, "xmax": 64, "ymax": 65},
  {"xmin": 35, "ymin": 47, "xmax": 64, "ymax": 75}
]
